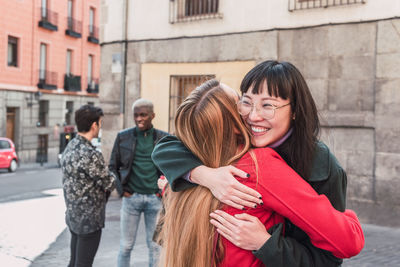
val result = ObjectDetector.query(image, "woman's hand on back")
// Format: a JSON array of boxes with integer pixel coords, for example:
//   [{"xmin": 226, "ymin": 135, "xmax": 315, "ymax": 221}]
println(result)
[
  {"xmin": 191, "ymin": 165, "xmax": 262, "ymax": 210},
  {"xmin": 210, "ymin": 210, "xmax": 270, "ymax": 251}
]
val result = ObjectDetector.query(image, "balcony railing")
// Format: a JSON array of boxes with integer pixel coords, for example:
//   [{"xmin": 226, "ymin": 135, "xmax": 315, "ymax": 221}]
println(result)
[
  {"xmin": 87, "ymin": 25, "xmax": 99, "ymax": 44},
  {"xmin": 38, "ymin": 70, "xmax": 58, "ymax": 90},
  {"xmin": 288, "ymin": 0, "xmax": 366, "ymax": 11},
  {"xmin": 87, "ymin": 78, "xmax": 99, "ymax": 93},
  {"xmin": 66, "ymin": 17, "xmax": 82, "ymax": 38},
  {"xmin": 64, "ymin": 74, "xmax": 81, "ymax": 91},
  {"xmin": 169, "ymin": 0, "xmax": 222, "ymax": 23},
  {"xmin": 38, "ymin": 8, "xmax": 58, "ymax": 31}
]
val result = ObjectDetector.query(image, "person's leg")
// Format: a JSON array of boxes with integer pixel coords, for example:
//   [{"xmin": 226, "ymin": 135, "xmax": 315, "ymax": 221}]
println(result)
[
  {"xmin": 143, "ymin": 194, "xmax": 162, "ymax": 267},
  {"xmin": 68, "ymin": 229, "xmax": 78, "ymax": 267},
  {"xmin": 74, "ymin": 229, "xmax": 102, "ymax": 267},
  {"xmin": 117, "ymin": 194, "xmax": 143, "ymax": 267}
]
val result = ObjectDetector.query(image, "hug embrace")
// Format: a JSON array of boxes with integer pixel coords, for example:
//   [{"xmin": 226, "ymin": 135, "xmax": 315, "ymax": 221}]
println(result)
[{"xmin": 152, "ymin": 60, "xmax": 365, "ymax": 267}]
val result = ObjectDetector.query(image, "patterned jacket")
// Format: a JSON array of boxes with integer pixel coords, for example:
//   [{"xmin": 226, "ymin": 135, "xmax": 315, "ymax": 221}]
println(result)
[{"xmin": 61, "ymin": 134, "xmax": 116, "ymax": 234}]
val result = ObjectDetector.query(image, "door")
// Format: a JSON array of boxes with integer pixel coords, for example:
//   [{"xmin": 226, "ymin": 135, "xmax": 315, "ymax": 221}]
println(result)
[
  {"xmin": 6, "ymin": 107, "xmax": 16, "ymax": 142},
  {"xmin": 36, "ymin": 134, "xmax": 48, "ymax": 163}
]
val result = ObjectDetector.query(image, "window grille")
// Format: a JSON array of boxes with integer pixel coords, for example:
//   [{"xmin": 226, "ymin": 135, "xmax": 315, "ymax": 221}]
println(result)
[
  {"xmin": 169, "ymin": 0, "xmax": 222, "ymax": 23},
  {"xmin": 288, "ymin": 0, "xmax": 365, "ymax": 11},
  {"xmin": 169, "ymin": 74, "xmax": 215, "ymax": 133}
]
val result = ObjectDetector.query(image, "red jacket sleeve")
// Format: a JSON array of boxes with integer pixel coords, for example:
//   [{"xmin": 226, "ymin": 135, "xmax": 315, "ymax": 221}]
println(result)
[{"xmin": 254, "ymin": 148, "xmax": 364, "ymax": 258}]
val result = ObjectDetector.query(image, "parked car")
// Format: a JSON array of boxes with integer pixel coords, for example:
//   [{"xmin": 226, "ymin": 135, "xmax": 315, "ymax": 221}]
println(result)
[{"xmin": 0, "ymin": 137, "xmax": 18, "ymax": 172}]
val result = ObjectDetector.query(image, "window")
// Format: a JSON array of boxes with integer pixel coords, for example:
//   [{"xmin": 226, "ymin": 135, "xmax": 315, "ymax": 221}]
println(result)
[
  {"xmin": 170, "ymin": 0, "xmax": 222, "ymax": 23},
  {"xmin": 288, "ymin": 0, "xmax": 366, "ymax": 11},
  {"xmin": 65, "ymin": 101, "xmax": 73, "ymax": 125},
  {"xmin": 89, "ymin": 8, "xmax": 95, "ymax": 34},
  {"xmin": 185, "ymin": 0, "xmax": 219, "ymax": 16},
  {"xmin": 66, "ymin": 49, "xmax": 72, "ymax": 75},
  {"xmin": 88, "ymin": 55, "xmax": 93, "ymax": 84},
  {"xmin": 39, "ymin": 43, "xmax": 47, "ymax": 82},
  {"xmin": 8, "ymin": 36, "xmax": 18, "ymax": 67},
  {"xmin": 67, "ymin": 0, "xmax": 73, "ymax": 18},
  {"xmin": 0, "ymin": 140, "xmax": 11, "ymax": 150},
  {"xmin": 41, "ymin": 0, "xmax": 47, "ymax": 18},
  {"xmin": 169, "ymin": 74, "xmax": 215, "ymax": 132},
  {"xmin": 38, "ymin": 100, "xmax": 49, "ymax": 127}
]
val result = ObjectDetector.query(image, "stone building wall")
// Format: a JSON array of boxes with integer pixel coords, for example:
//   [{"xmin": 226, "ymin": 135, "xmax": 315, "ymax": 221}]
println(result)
[{"xmin": 100, "ymin": 18, "xmax": 400, "ymax": 226}]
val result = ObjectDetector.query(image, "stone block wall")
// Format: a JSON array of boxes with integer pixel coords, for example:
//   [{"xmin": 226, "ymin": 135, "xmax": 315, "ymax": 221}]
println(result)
[{"xmin": 100, "ymin": 18, "xmax": 400, "ymax": 226}]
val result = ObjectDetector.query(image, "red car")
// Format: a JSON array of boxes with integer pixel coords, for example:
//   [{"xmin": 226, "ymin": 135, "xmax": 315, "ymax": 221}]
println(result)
[{"xmin": 0, "ymin": 137, "xmax": 18, "ymax": 172}]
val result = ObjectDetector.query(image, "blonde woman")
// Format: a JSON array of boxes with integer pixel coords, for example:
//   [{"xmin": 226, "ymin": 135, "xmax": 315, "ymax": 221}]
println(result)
[{"xmin": 159, "ymin": 79, "xmax": 364, "ymax": 267}]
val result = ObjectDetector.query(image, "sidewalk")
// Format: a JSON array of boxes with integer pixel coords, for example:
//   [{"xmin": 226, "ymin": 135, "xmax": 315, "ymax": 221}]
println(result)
[{"xmin": 31, "ymin": 197, "xmax": 400, "ymax": 267}]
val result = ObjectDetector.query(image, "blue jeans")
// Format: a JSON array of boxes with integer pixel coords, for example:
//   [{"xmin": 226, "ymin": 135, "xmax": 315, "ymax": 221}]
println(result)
[{"xmin": 117, "ymin": 193, "xmax": 161, "ymax": 267}]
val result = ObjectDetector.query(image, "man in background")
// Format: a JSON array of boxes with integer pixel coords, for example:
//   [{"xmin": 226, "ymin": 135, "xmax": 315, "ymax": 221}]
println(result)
[
  {"xmin": 61, "ymin": 104, "xmax": 116, "ymax": 267},
  {"xmin": 109, "ymin": 99, "xmax": 168, "ymax": 267}
]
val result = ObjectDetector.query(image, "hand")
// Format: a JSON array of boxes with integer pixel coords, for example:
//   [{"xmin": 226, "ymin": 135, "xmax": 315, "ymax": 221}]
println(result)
[
  {"xmin": 210, "ymin": 210, "xmax": 270, "ymax": 251},
  {"xmin": 157, "ymin": 175, "xmax": 168, "ymax": 190},
  {"xmin": 191, "ymin": 165, "xmax": 262, "ymax": 209},
  {"xmin": 123, "ymin": 192, "xmax": 132, "ymax": 197}
]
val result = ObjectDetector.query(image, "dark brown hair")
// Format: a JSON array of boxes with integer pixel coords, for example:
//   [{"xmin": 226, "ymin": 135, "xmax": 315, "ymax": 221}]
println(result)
[{"xmin": 75, "ymin": 104, "xmax": 103, "ymax": 133}]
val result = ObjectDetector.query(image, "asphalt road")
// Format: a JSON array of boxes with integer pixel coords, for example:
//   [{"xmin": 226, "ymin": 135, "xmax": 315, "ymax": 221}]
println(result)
[{"xmin": 0, "ymin": 167, "xmax": 62, "ymax": 203}]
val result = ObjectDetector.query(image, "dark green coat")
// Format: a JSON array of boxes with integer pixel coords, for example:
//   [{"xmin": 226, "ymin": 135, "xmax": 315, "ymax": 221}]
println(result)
[{"xmin": 152, "ymin": 135, "xmax": 347, "ymax": 267}]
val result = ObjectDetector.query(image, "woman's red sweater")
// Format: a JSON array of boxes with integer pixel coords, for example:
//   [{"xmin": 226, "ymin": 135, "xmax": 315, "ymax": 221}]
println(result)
[{"xmin": 219, "ymin": 148, "xmax": 364, "ymax": 267}]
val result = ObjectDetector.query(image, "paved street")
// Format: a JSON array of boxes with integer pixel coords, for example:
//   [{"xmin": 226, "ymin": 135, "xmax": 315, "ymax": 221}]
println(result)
[{"xmin": 1, "ymin": 166, "xmax": 400, "ymax": 267}]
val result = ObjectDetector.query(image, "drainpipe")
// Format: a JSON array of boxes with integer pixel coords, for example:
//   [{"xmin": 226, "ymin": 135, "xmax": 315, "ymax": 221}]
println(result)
[{"xmin": 120, "ymin": 0, "xmax": 129, "ymax": 128}]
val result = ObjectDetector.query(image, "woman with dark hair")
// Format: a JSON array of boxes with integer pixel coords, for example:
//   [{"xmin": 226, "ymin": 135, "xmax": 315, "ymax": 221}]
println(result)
[
  {"xmin": 152, "ymin": 60, "xmax": 356, "ymax": 266},
  {"xmin": 158, "ymin": 79, "xmax": 363, "ymax": 267}
]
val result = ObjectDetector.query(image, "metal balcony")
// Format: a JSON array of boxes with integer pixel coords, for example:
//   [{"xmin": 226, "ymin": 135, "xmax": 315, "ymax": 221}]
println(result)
[
  {"xmin": 87, "ymin": 78, "xmax": 99, "ymax": 93},
  {"xmin": 38, "ymin": 8, "xmax": 58, "ymax": 31},
  {"xmin": 38, "ymin": 70, "xmax": 58, "ymax": 90},
  {"xmin": 66, "ymin": 17, "xmax": 82, "ymax": 38},
  {"xmin": 64, "ymin": 74, "xmax": 82, "ymax": 91},
  {"xmin": 87, "ymin": 25, "xmax": 99, "ymax": 44}
]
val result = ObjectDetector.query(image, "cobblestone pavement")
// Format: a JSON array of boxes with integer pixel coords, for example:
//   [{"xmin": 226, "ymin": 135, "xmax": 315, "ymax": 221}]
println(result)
[{"xmin": 31, "ymin": 197, "xmax": 400, "ymax": 267}]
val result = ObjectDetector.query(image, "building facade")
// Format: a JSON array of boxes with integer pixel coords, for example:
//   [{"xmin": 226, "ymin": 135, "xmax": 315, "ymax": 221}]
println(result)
[
  {"xmin": 100, "ymin": 0, "xmax": 400, "ymax": 226},
  {"xmin": 0, "ymin": 0, "xmax": 101, "ymax": 163}
]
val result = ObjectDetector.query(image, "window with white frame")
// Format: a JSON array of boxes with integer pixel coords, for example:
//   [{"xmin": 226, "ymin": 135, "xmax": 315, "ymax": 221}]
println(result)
[
  {"xmin": 7, "ymin": 36, "xmax": 18, "ymax": 67},
  {"xmin": 39, "ymin": 43, "xmax": 47, "ymax": 81},
  {"xmin": 66, "ymin": 49, "xmax": 72, "ymax": 75}
]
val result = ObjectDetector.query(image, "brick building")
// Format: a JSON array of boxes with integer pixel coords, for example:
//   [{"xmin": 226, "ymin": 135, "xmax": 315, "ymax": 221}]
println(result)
[{"xmin": 0, "ymin": 0, "xmax": 101, "ymax": 163}]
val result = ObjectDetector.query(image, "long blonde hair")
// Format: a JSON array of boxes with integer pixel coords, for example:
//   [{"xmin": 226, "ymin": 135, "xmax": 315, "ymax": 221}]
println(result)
[{"xmin": 159, "ymin": 79, "xmax": 251, "ymax": 267}]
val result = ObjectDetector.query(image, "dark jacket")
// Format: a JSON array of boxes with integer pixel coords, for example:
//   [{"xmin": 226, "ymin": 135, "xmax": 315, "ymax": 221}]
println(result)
[
  {"xmin": 151, "ymin": 135, "xmax": 347, "ymax": 267},
  {"xmin": 61, "ymin": 135, "xmax": 116, "ymax": 234},
  {"xmin": 109, "ymin": 127, "xmax": 168, "ymax": 196}
]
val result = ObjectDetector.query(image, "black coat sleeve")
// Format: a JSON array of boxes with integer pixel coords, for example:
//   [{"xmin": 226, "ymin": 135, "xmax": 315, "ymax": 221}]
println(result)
[
  {"xmin": 108, "ymin": 133, "xmax": 123, "ymax": 196},
  {"xmin": 253, "ymin": 143, "xmax": 348, "ymax": 267},
  {"xmin": 253, "ymin": 223, "xmax": 343, "ymax": 267}
]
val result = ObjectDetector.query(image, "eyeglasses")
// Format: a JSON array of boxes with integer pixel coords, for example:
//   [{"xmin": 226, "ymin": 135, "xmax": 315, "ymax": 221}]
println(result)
[{"xmin": 237, "ymin": 99, "xmax": 291, "ymax": 120}]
